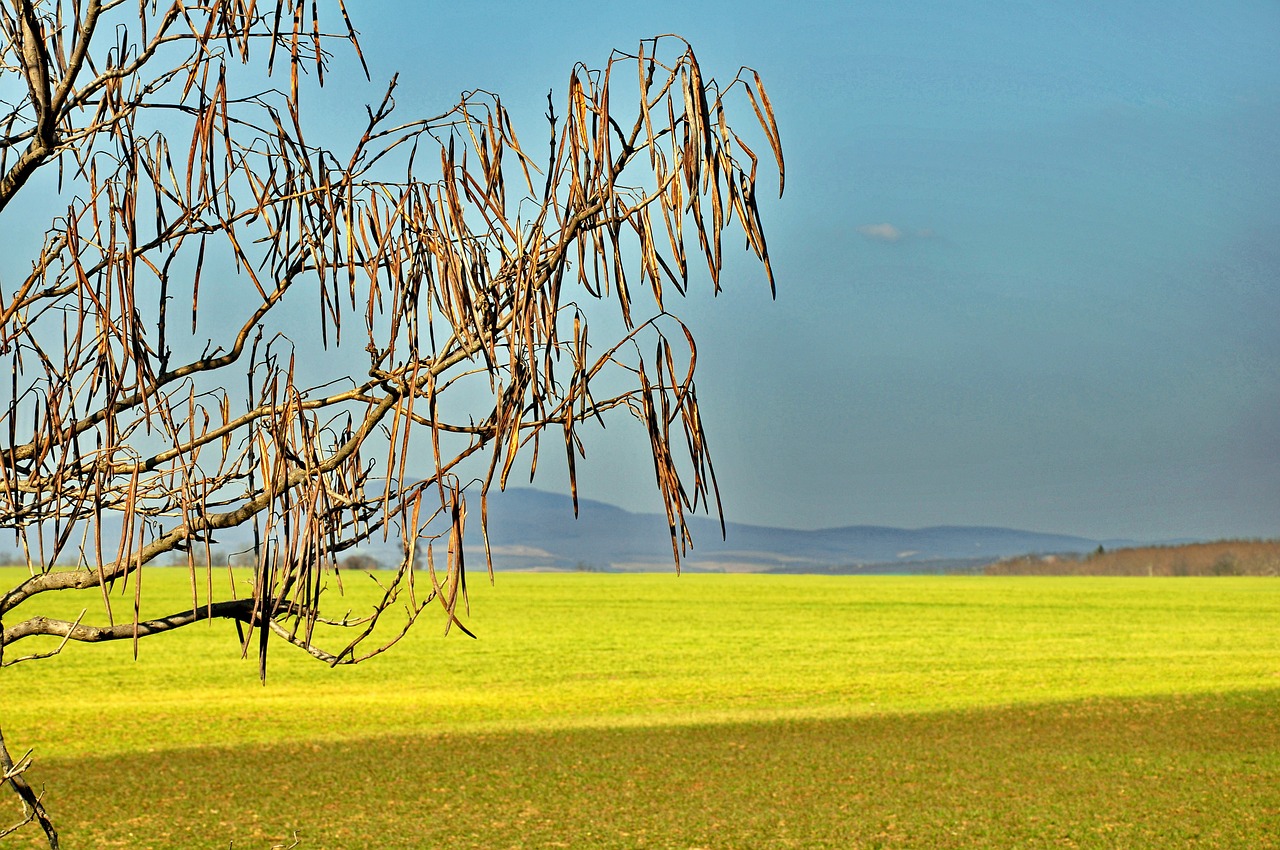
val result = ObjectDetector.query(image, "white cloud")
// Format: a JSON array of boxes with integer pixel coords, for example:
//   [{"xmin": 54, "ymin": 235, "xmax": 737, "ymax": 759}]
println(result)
[
  {"xmin": 858, "ymin": 222, "xmax": 904, "ymax": 242},
  {"xmin": 858, "ymin": 223, "xmax": 938, "ymax": 243}
]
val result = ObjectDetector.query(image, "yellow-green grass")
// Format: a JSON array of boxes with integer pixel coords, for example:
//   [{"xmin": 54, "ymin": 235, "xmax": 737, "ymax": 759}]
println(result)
[
  {"xmin": 3, "ymin": 571, "xmax": 1276, "ymax": 758},
  {"xmin": 2, "ymin": 571, "xmax": 1278, "ymax": 848}
]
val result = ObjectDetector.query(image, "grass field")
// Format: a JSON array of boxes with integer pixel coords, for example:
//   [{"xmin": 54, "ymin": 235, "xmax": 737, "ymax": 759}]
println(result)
[{"xmin": 2, "ymin": 570, "xmax": 1278, "ymax": 848}]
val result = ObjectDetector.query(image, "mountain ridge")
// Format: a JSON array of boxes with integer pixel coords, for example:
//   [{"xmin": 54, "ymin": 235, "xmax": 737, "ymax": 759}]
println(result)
[
  {"xmin": 28, "ymin": 486, "xmax": 1150, "ymax": 574},
  {"xmin": 31, "ymin": 485, "xmax": 1168, "ymax": 574},
  {"xmin": 441, "ymin": 487, "xmax": 1133, "ymax": 574}
]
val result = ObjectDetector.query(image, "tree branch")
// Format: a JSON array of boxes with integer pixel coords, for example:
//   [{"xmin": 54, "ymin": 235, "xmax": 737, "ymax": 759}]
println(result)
[
  {"xmin": 2, "ymin": 598, "xmax": 256, "ymax": 652},
  {"xmin": 0, "ymin": 725, "xmax": 58, "ymax": 849}
]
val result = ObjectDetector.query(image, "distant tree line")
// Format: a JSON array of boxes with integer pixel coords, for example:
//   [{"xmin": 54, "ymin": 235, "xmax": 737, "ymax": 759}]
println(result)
[{"xmin": 983, "ymin": 540, "xmax": 1280, "ymax": 577}]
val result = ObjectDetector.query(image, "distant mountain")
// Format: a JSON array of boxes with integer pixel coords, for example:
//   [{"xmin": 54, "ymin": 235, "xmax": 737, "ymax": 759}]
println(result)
[
  {"xmin": 50, "ymin": 486, "xmax": 1132, "ymax": 574},
  {"xmin": 431, "ymin": 487, "xmax": 1115, "ymax": 574}
]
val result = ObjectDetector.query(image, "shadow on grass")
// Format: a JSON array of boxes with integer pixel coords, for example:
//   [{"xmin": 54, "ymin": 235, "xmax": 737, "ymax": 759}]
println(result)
[{"xmin": 8, "ymin": 690, "xmax": 1280, "ymax": 849}]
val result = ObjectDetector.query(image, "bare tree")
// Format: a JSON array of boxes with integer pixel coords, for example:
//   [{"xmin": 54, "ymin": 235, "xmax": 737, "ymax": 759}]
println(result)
[{"xmin": 0, "ymin": 2, "xmax": 782, "ymax": 844}]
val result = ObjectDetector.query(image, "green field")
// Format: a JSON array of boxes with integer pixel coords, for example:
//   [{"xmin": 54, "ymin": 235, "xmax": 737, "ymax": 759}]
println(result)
[{"xmin": 2, "ymin": 571, "xmax": 1278, "ymax": 848}]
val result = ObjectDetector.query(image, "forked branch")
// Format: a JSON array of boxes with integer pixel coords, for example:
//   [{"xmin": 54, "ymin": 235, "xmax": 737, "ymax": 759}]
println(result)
[{"xmin": 0, "ymin": 726, "xmax": 58, "ymax": 849}]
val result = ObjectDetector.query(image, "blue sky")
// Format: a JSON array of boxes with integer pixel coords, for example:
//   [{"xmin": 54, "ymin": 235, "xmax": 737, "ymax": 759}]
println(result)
[
  {"xmin": 4, "ymin": 4, "xmax": 1276, "ymax": 561},
  {"xmin": 345, "ymin": 1, "xmax": 1280, "ymax": 541}
]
